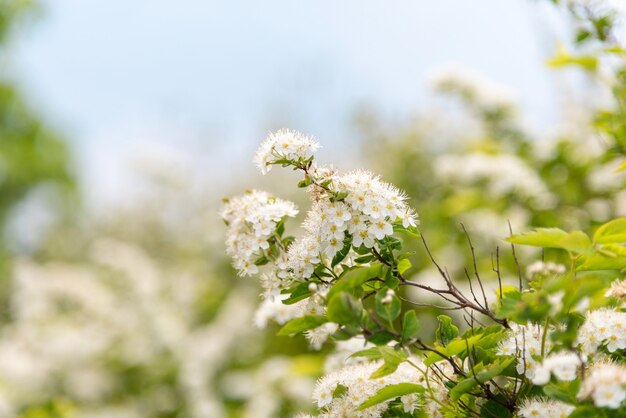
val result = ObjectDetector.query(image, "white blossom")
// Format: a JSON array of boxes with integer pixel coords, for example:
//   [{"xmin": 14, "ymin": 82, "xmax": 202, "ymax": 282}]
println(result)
[
  {"xmin": 221, "ymin": 190, "xmax": 298, "ymax": 277},
  {"xmin": 254, "ymin": 129, "xmax": 320, "ymax": 174},
  {"xmin": 526, "ymin": 261, "xmax": 567, "ymax": 280},
  {"xmin": 578, "ymin": 309, "xmax": 626, "ymax": 354},
  {"xmin": 517, "ymin": 398, "xmax": 575, "ymax": 418},
  {"xmin": 434, "ymin": 153, "xmax": 555, "ymax": 208},
  {"xmin": 498, "ymin": 323, "xmax": 551, "ymax": 380},
  {"xmin": 579, "ymin": 361, "xmax": 626, "ymax": 409},
  {"xmin": 532, "ymin": 352, "xmax": 582, "ymax": 385},
  {"xmin": 606, "ymin": 278, "xmax": 626, "ymax": 299},
  {"xmin": 430, "ymin": 65, "xmax": 518, "ymax": 111},
  {"xmin": 311, "ymin": 360, "xmax": 425, "ymax": 417}
]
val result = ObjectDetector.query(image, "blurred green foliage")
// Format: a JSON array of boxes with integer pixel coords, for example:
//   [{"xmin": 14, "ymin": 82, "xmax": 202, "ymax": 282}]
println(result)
[{"xmin": 0, "ymin": 0, "xmax": 74, "ymax": 236}]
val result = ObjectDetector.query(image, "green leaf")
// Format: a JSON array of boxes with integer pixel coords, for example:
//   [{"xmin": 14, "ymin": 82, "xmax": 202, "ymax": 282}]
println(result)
[
  {"xmin": 423, "ymin": 334, "xmax": 482, "ymax": 366},
  {"xmin": 368, "ymin": 346, "xmax": 408, "ymax": 378},
  {"xmin": 449, "ymin": 377, "xmax": 479, "ymax": 401},
  {"xmin": 542, "ymin": 380, "xmax": 580, "ymax": 404},
  {"xmin": 277, "ymin": 315, "xmax": 328, "ymax": 336},
  {"xmin": 401, "ymin": 310, "xmax": 420, "ymax": 342},
  {"xmin": 576, "ymin": 252, "xmax": 626, "ymax": 271},
  {"xmin": 281, "ymin": 281, "xmax": 313, "ymax": 305},
  {"xmin": 354, "ymin": 255, "xmax": 376, "ymax": 264},
  {"xmin": 475, "ymin": 358, "xmax": 514, "ymax": 382},
  {"xmin": 378, "ymin": 346, "xmax": 408, "ymax": 363},
  {"xmin": 569, "ymin": 406, "xmax": 608, "ymax": 418},
  {"xmin": 449, "ymin": 358, "xmax": 513, "ymax": 401},
  {"xmin": 370, "ymin": 362, "xmax": 400, "ymax": 379},
  {"xmin": 331, "ymin": 237, "xmax": 353, "ymax": 267},
  {"xmin": 327, "ymin": 264, "xmax": 384, "ymax": 301},
  {"xmin": 297, "ymin": 176, "xmax": 312, "ymax": 188},
  {"xmin": 558, "ymin": 231, "xmax": 594, "ymax": 256},
  {"xmin": 326, "ymin": 292, "xmax": 362, "ymax": 326},
  {"xmin": 393, "ymin": 223, "xmax": 421, "ymax": 239},
  {"xmin": 350, "ymin": 347, "xmax": 382, "ymax": 360},
  {"xmin": 594, "ymin": 218, "xmax": 626, "ymax": 244},
  {"xmin": 547, "ymin": 50, "xmax": 598, "ymax": 70},
  {"xmin": 543, "ymin": 384, "xmax": 572, "ymax": 404},
  {"xmin": 480, "ymin": 399, "xmax": 513, "ymax": 418},
  {"xmin": 507, "ymin": 228, "xmax": 593, "ymax": 255},
  {"xmin": 357, "ymin": 383, "xmax": 424, "ymax": 410},
  {"xmin": 397, "ymin": 258, "xmax": 412, "ymax": 275},
  {"xmin": 367, "ymin": 331, "xmax": 396, "ymax": 346},
  {"xmin": 435, "ymin": 315, "xmax": 459, "ymax": 346},
  {"xmin": 507, "ymin": 228, "xmax": 567, "ymax": 247},
  {"xmin": 375, "ymin": 289, "xmax": 401, "ymax": 322}
]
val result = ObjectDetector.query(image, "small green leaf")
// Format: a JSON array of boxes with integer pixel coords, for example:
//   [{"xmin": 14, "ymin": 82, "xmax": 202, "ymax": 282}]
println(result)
[
  {"xmin": 558, "ymin": 231, "xmax": 594, "ymax": 256},
  {"xmin": 507, "ymin": 228, "xmax": 593, "ymax": 255},
  {"xmin": 393, "ymin": 223, "xmax": 421, "ymax": 239},
  {"xmin": 449, "ymin": 377, "xmax": 479, "ymax": 401},
  {"xmin": 576, "ymin": 252, "xmax": 626, "ymax": 271},
  {"xmin": 507, "ymin": 228, "xmax": 567, "ymax": 247},
  {"xmin": 378, "ymin": 346, "xmax": 408, "ymax": 363},
  {"xmin": 367, "ymin": 331, "xmax": 396, "ymax": 346},
  {"xmin": 569, "ymin": 406, "xmax": 608, "ymax": 418},
  {"xmin": 281, "ymin": 281, "xmax": 313, "ymax": 305},
  {"xmin": 354, "ymin": 255, "xmax": 376, "ymax": 264},
  {"xmin": 480, "ymin": 399, "xmax": 513, "ymax": 418},
  {"xmin": 327, "ymin": 292, "xmax": 362, "ymax": 326},
  {"xmin": 435, "ymin": 315, "xmax": 459, "ymax": 346},
  {"xmin": 594, "ymin": 218, "xmax": 626, "ymax": 244},
  {"xmin": 370, "ymin": 362, "xmax": 400, "ymax": 379},
  {"xmin": 368, "ymin": 346, "xmax": 408, "ymax": 378},
  {"xmin": 327, "ymin": 264, "xmax": 384, "ymax": 301},
  {"xmin": 277, "ymin": 315, "xmax": 328, "ymax": 336},
  {"xmin": 475, "ymin": 358, "xmax": 514, "ymax": 382},
  {"xmin": 449, "ymin": 358, "xmax": 513, "ymax": 401},
  {"xmin": 542, "ymin": 380, "xmax": 580, "ymax": 404},
  {"xmin": 423, "ymin": 334, "xmax": 482, "ymax": 366},
  {"xmin": 401, "ymin": 310, "xmax": 420, "ymax": 342},
  {"xmin": 350, "ymin": 347, "xmax": 382, "ymax": 360},
  {"xmin": 297, "ymin": 176, "xmax": 312, "ymax": 188},
  {"xmin": 375, "ymin": 289, "xmax": 401, "ymax": 322},
  {"xmin": 397, "ymin": 258, "xmax": 412, "ymax": 275},
  {"xmin": 331, "ymin": 237, "xmax": 353, "ymax": 267},
  {"xmin": 547, "ymin": 49, "xmax": 598, "ymax": 70},
  {"xmin": 357, "ymin": 383, "xmax": 424, "ymax": 410}
]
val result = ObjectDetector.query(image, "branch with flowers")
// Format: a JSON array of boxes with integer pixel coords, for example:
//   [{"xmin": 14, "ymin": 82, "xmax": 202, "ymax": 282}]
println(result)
[{"xmin": 221, "ymin": 127, "xmax": 626, "ymax": 417}]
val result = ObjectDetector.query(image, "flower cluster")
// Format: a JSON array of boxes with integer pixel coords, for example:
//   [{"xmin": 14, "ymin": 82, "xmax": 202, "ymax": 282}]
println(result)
[
  {"xmin": 578, "ymin": 361, "xmax": 626, "ymax": 409},
  {"xmin": 279, "ymin": 170, "xmax": 418, "ymax": 282},
  {"xmin": 220, "ymin": 190, "xmax": 298, "ymax": 276},
  {"xmin": 516, "ymin": 398, "xmax": 575, "ymax": 418},
  {"xmin": 254, "ymin": 129, "xmax": 320, "ymax": 175},
  {"xmin": 435, "ymin": 153, "xmax": 555, "ymax": 208},
  {"xmin": 577, "ymin": 308, "xmax": 626, "ymax": 354},
  {"xmin": 310, "ymin": 360, "xmax": 423, "ymax": 417},
  {"xmin": 605, "ymin": 278, "xmax": 626, "ymax": 299},
  {"xmin": 498, "ymin": 323, "xmax": 551, "ymax": 380},
  {"xmin": 430, "ymin": 65, "xmax": 517, "ymax": 112},
  {"xmin": 254, "ymin": 290, "xmax": 327, "ymax": 329},
  {"xmin": 526, "ymin": 261, "xmax": 567, "ymax": 281},
  {"xmin": 531, "ymin": 351, "xmax": 583, "ymax": 385}
]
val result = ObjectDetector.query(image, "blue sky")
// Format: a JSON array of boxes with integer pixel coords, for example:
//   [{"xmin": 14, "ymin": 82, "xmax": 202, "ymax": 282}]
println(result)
[{"xmin": 11, "ymin": 0, "xmax": 566, "ymax": 204}]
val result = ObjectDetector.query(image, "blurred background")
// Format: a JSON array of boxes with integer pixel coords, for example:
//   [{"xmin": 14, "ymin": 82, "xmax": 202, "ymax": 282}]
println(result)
[{"xmin": 1, "ymin": 0, "xmax": 626, "ymax": 417}]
